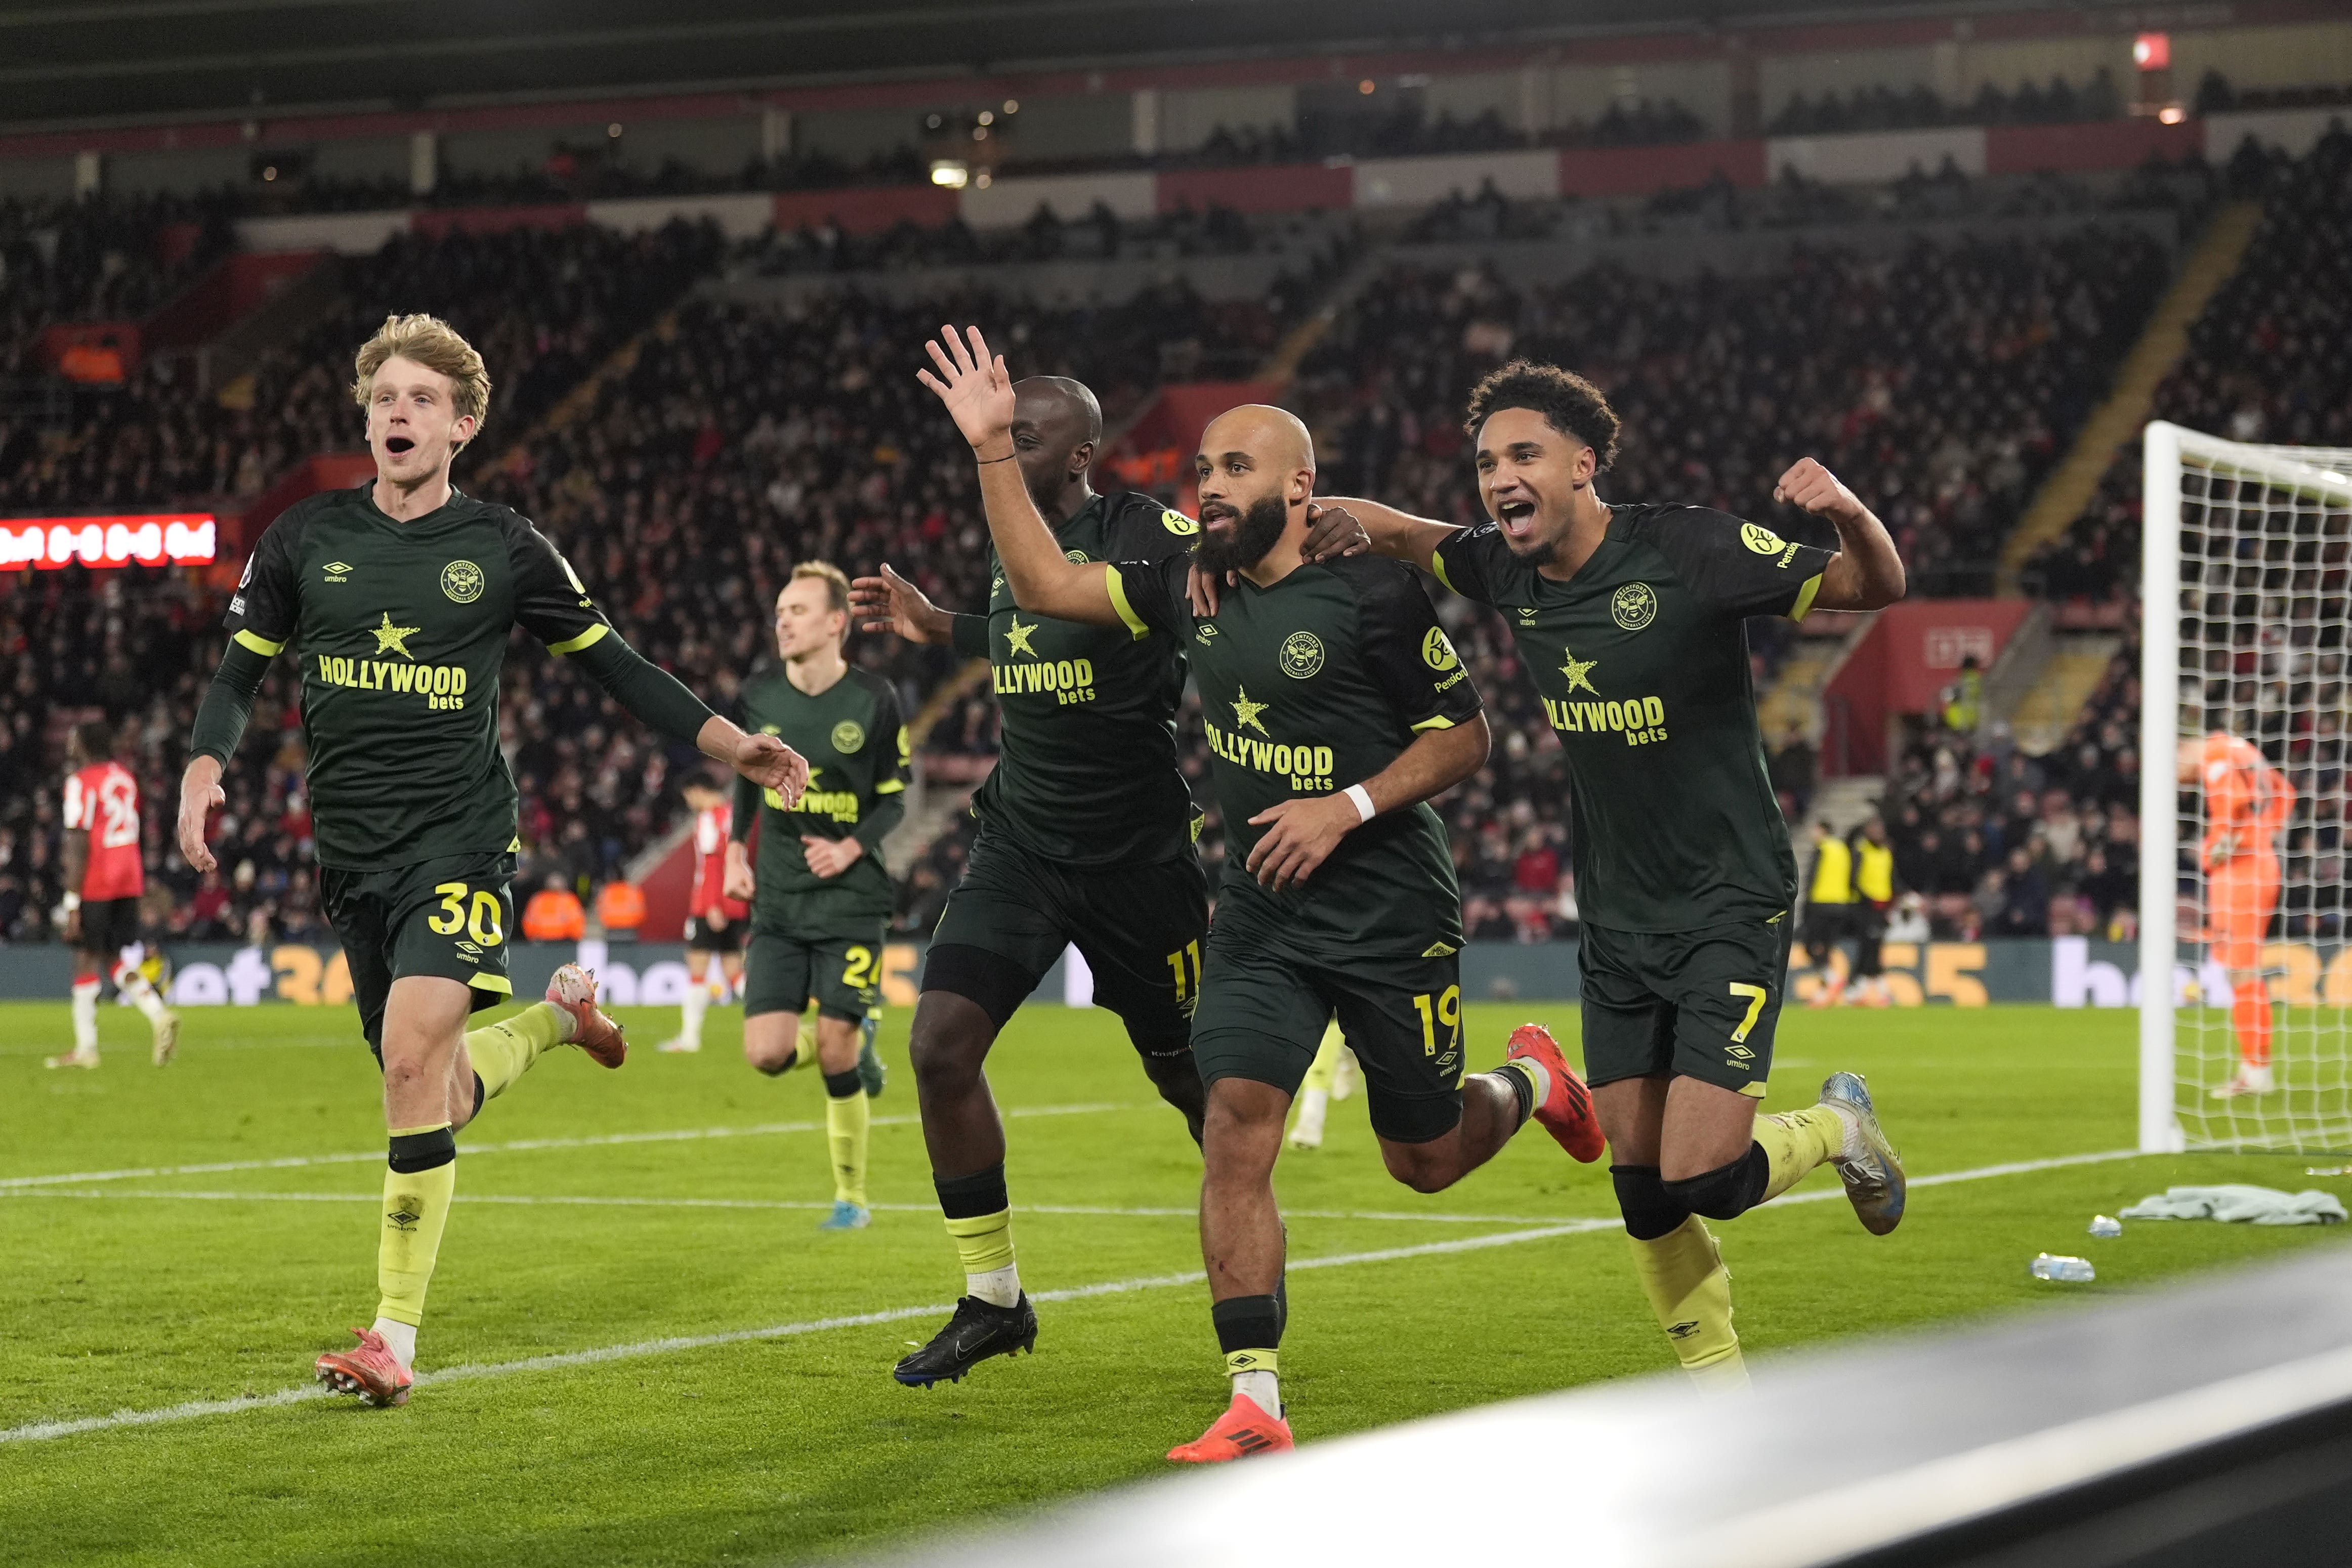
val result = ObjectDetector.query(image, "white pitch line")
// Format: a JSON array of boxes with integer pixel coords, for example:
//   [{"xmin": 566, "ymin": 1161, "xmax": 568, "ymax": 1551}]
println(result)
[
  {"xmin": 0, "ymin": 1145, "xmax": 2159, "ymax": 1447},
  {"xmin": 0, "ymin": 1103, "xmax": 1125, "ymax": 1191},
  {"xmin": 0, "ymin": 1189, "xmax": 1588, "ymax": 1226},
  {"xmin": 0, "ymin": 1221, "xmax": 1608, "ymax": 1446}
]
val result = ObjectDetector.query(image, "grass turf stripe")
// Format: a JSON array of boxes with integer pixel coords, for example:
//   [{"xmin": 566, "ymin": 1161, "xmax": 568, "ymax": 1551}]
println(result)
[
  {"xmin": 0, "ymin": 1102, "xmax": 1125, "ymax": 1190},
  {"xmin": 0, "ymin": 1148, "xmax": 2145, "ymax": 1447}
]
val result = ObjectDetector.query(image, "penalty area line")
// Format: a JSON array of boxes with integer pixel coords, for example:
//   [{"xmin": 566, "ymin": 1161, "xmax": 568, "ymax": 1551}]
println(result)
[{"xmin": 0, "ymin": 1221, "xmax": 1606, "ymax": 1447}]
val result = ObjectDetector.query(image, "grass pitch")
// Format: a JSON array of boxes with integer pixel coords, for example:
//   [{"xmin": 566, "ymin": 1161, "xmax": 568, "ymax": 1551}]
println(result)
[{"xmin": 4, "ymin": 998, "xmax": 2347, "ymax": 1566}]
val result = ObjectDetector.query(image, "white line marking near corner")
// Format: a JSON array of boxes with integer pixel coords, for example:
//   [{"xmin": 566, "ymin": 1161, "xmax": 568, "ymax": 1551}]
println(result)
[
  {"xmin": 0, "ymin": 1103, "xmax": 1125, "ymax": 1191},
  {"xmin": 0, "ymin": 1145, "xmax": 2160, "ymax": 1447}
]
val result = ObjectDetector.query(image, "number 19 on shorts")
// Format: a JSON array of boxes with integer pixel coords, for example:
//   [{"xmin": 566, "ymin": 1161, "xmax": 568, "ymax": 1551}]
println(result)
[{"xmin": 1412, "ymin": 985, "xmax": 1461, "ymax": 1057}]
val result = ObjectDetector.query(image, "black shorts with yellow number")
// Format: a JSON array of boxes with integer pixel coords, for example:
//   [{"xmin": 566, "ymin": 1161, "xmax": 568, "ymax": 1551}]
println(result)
[
  {"xmin": 319, "ymin": 852, "xmax": 516, "ymax": 1061},
  {"xmin": 923, "ymin": 829, "xmax": 1209, "ymax": 1045},
  {"xmin": 744, "ymin": 928, "xmax": 884, "ymax": 1024},
  {"xmin": 1189, "ymin": 926, "xmax": 1466, "ymax": 1145},
  {"xmin": 1577, "ymin": 916, "xmax": 1793, "ymax": 1098}
]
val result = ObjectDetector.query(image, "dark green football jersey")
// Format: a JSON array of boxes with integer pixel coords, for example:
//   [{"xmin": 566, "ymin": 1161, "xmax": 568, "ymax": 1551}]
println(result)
[
  {"xmin": 1432, "ymin": 503, "xmax": 1833, "ymax": 933},
  {"xmin": 222, "ymin": 483, "xmax": 611, "ymax": 872},
  {"xmin": 949, "ymin": 490, "xmax": 1200, "ymax": 867},
  {"xmin": 1108, "ymin": 553, "xmax": 1482, "ymax": 971},
  {"xmin": 736, "ymin": 662, "xmax": 910, "ymax": 934}
]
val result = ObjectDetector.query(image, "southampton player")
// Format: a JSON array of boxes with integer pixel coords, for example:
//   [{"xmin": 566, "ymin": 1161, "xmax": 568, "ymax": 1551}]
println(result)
[
  {"xmin": 657, "ymin": 775, "xmax": 748, "ymax": 1054},
  {"xmin": 918, "ymin": 326, "xmax": 1604, "ymax": 1460},
  {"xmin": 179, "ymin": 314, "xmax": 806, "ymax": 1407},
  {"xmin": 728, "ymin": 562, "xmax": 911, "ymax": 1231},
  {"xmin": 46, "ymin": 721, "xmax": 178, "ymax": 1069},
  {"xmin": 848, "ymin": 375, "xmax": 1212, "ymax": 1387},
  {"xmin": 1264, "ymin": 361, "xmax": 1909, "ymax": 1388},
  {"xmin": 2181, "ymin": 731, "xmax": 2293, "ymax": 1098}
]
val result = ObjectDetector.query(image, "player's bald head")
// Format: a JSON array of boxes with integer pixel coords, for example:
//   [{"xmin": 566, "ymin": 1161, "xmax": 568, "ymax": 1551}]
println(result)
[
  {"xmin": 1013, "ymin": 376, "xmax": 1102, "ymax": 448},
  {"xmin": 1199, "ymin": 403, "xmax": 1314, "ymax": 479}
]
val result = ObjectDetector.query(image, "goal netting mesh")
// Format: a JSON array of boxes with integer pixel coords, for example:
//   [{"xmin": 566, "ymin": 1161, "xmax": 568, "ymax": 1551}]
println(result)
[{"xmin": 2140, "ymin": 421, "xmax": 2352, "ymax": 1154}]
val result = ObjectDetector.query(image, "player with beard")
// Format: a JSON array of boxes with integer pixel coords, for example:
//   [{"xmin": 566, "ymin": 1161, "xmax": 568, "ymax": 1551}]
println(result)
[
  {"xmin": 917, "ymin": 325, "xmax": 1604, "ymax": 1460},
  {"xmin": 1206, "ymin": 360, "xmax": 1909, "ymax": 1390},
  {"xmin": 849, "ymin": 374, "xmax": 1213, "ymax": 1387}
]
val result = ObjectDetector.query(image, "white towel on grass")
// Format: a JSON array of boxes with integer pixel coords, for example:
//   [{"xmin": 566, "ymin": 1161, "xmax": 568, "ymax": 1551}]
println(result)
[{"xmin": 2118, "ymin": 1184, "xmax": 2347, "ymax": 1225}]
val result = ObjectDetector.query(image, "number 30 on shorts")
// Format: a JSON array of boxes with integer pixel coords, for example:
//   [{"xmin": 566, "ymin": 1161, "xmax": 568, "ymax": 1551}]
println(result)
[{"xmin": 428, "ymin": 882, "xmax": 505, "ymax": 947}]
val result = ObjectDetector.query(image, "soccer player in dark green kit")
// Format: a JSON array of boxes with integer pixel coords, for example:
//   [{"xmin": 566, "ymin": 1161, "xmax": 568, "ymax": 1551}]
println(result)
[
  {"xmin": 850, "ymin": 375, "xmax": 1212, "ymax": 1387},
  {"xmin": 917, "ymin": 325, "xmax": 1605, "ymax": 1461},
  {"xmin": 1282, "ymin": 361, "xmax": 1911, "ymax": 1390},
  {"xmin": 726, "ymin": 561, "xmax": 911, "ymax": 1231},
  {"xmin": 176, "ymin": 314, "xmax": 808, "ymax": 1408}
]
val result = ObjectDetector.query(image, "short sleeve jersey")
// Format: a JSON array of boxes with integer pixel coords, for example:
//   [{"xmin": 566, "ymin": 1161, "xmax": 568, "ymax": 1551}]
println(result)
[
  {"xmin": 738, "ymin": 664, "xmax": 911, "ymax": 933},
  {"xmin": 688, "ymin": 804, "xmax": 747, "ymax": 919},
  {"xmin": 221, "ymin": 483, "xmax": 612, "ymax": 872},
  {"xmin": 64, "ymin": 760, "xmax": 144, "ymax": 901},
  {"xmin": 1107, "ymin": 553, "xmax": 1482, "ymax": 969},
  {"xmin": 1433, "ymin": 503, "xmax": 1832, "ymax": 933},
  {"xmin": 956, "ymin": 491, "xmax": 1201, "ymax": 867}
]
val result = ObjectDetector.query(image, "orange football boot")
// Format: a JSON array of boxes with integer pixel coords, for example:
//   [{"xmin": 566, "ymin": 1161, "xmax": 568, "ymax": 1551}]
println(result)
[
  {"xmin": 1505, "ymin": 1023, "xmax": 1605, "ymax": 1162},
  {"xmin": 314, "ymin": 1327, "xmax": 412, "ymax": 1407},
  {"xmin": 1167, "ymin": 1393, "xmax": 1294, "ymax": 1463},
  {"xmin": 546, "ymin": 963, "xmax": 626, "ymax": 1068}
]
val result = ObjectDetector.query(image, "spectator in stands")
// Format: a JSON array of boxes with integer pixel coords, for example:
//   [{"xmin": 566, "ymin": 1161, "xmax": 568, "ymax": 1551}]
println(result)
[{"xmin": 522, "ymin": 875, "xmax": 587, "ymax": 943}]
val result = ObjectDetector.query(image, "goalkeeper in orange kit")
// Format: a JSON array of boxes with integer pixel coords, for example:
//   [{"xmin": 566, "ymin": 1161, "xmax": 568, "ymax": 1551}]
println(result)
[{"xmin": 2182, "ymin": 732, "xmax": 2294, "ymax": 1098}]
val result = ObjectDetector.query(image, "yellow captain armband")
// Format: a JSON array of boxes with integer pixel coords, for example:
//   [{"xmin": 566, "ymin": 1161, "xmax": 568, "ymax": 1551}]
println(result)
[
  {"xmin": 233, "ymin": 629, "xmax": 285, "ymax": 657},
  {"xmin": 1788, "ymin": 573, "xmax": 1823, "ymax": 623},
  {"xmin": 547, "ymin": 623, "xmax": 610, "ymax": 656},
  {"xmin": 1103, "ymin": 567, "xmax": 1150, "ymax": 642}
]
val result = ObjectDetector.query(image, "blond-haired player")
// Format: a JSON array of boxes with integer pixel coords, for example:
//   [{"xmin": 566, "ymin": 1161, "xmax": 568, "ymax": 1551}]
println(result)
[{"xmin": 180, "ymin": 313, "xmax": 808, "ymax": 1406}]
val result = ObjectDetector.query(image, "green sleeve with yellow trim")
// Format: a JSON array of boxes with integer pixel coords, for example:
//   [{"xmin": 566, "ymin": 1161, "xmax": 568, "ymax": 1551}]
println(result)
[
  {"xmin": 850, "ymin": 683, "xmax": 912, "ymax": 853},
  {"xmin": 188, "ymin": 637, "xmax": 273, "ymax": 766},
  {"xmin": 569, "ymin": 633, "xmax": 716, "ymax": 750}
]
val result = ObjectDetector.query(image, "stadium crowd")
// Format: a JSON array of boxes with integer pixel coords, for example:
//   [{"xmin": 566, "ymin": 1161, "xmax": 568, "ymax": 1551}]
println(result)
[
  {"xmin": 1768, "ymin": 68, "xmax": 2126, "ymax": 136},
  {"xmin": 3, "ymin": 132, "xmax": 2334, "ymax": 954},
  {"xmin": 2029, "ymin": 124, "xmax": 2352, "ymax": 603}
]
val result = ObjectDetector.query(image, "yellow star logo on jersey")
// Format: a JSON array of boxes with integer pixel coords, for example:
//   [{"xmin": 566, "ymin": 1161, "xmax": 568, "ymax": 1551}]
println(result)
[
  {"xmin": 1560, "ymin": 648, "xmax": 1598, "ymax": 695},
  {"xmin": 1231, "ymin": 687, "xmax": 1269, "ymax": 734},
  {"xmin": 372, "ymin": 612, "xmax": 422, "ymax": 659},
  {"xmin": 1004, "ymin": 615, "xmax": 1038, "ymax": 657}
]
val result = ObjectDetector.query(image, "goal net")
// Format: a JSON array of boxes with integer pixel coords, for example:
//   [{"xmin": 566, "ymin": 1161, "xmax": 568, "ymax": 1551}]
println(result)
[{"xmin": 2140, "ymin": 421, "xmax": 2352, "ymax": 1154}]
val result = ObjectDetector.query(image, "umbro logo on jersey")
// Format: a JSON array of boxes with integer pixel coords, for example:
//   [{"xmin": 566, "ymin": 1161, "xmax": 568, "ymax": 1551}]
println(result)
[
  {"xmin": 323, "ymin": 561, "xmax": 354, "ymax": 582},
  {"xmin": 455, "ymin": 940, "xmax": 482, "ymax": 958}
]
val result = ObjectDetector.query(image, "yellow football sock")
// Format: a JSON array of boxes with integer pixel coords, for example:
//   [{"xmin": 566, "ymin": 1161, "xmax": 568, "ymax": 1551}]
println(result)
[
  {"xmin": 465, "ymin": 1002, "xmax": 568, "ymax": 1102},
  {"xmin": 1627, "ymin": 1216, "xmax": 1748, "ymax": 1391},
  {"xmin": 1752, "ymin": 1105, "xmax": 1846, "ymax": 1202},
  {"xmin": 945, "ymin": 1208, "xmax": 1015, "ymax": 1276},
  {"xmin": 1302, "ymin": 1022, "xmax": 1346, "ymax": 1094},
  {"xmin": 825, "ymin": 1077, "xmax": 870, "ymax": 1207},
  {"xmin": 376, "ymin": 1126, "xmax": 457, "ymax": 1329}
]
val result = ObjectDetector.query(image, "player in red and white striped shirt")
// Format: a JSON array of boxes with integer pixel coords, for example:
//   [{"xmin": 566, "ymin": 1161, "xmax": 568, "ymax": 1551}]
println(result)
[
  {"xmin": 48, "ymin": 722, "xmax": 178, "ymax": 1069},
  {"xmin": 657, "ymin": 776, "xmax": 749, "ymax": 1053}
]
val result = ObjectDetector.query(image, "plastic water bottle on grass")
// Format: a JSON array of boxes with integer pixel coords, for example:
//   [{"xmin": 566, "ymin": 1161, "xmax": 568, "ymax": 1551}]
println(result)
[
  {"xmin": 2088, "ymin": 1215, "xmax": 2123, "ymax": 1239},
  {"xmin": 2031, "ymin": 1253, "xmax": 2096, "ymax": 1282}
]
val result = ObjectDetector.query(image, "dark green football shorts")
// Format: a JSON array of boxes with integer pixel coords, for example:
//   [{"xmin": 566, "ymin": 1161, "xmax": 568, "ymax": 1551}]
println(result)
[
  {"xmin": 924, "ymin": 829, "xmax": 1209, "ymax": 1040},
  {"xmin": 319, "ymin": 852, "xmax": 516, "ymax": 1058},
  {"xmin": 1189, "ymin": 919, "xmax": 1467, "ymax": 1146},
  {"xmin": 1577, "ymin": 916, "xmax": 1794, "ymax": 1098},
  {"xmin": 745, "ymin": 927, "xmax": 885, "ymax": 1024}
]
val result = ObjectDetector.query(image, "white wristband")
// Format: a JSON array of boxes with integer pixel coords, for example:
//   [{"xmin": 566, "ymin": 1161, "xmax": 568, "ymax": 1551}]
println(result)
[
  {"xmin": 1343, "ymin": 784, "xmax": 1376, "ymax": 823},
  {"xmin": 61, "ymin": 892, "xmax": 81, "ymax": 912}
]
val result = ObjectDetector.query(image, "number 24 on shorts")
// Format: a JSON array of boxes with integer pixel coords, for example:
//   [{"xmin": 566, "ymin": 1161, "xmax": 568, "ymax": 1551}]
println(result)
[{"xmin": 428, "ymin": 882, "xmax": 505, "ymax": 947}]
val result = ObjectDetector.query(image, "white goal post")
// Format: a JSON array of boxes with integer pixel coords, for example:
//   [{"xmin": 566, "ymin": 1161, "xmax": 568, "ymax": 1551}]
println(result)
[{"xmin": 2139, "ymin": 421, "xmax": 2352, "ymax": 1154}]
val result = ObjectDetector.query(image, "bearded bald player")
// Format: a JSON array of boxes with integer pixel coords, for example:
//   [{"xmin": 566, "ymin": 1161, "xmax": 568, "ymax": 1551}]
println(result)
[
  {"xmin": 851, "ymin": 373, "xmax": 1212, "ymax": 1389},
  {"xmin": 920, "ymin": 325, "xmax": 1605, "ymax": 1461}
]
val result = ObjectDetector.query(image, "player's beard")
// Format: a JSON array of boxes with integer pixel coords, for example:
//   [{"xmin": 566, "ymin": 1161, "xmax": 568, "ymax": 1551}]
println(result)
[{"xmin": 1195, "ymin": 493, "xmax": 1288, "ymax": 576}]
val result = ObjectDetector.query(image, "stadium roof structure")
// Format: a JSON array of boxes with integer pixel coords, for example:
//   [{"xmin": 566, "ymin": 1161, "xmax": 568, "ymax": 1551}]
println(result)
[{"xmin": 2, "ymin": 0, "xmax": 2178, "ymax": 131}]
